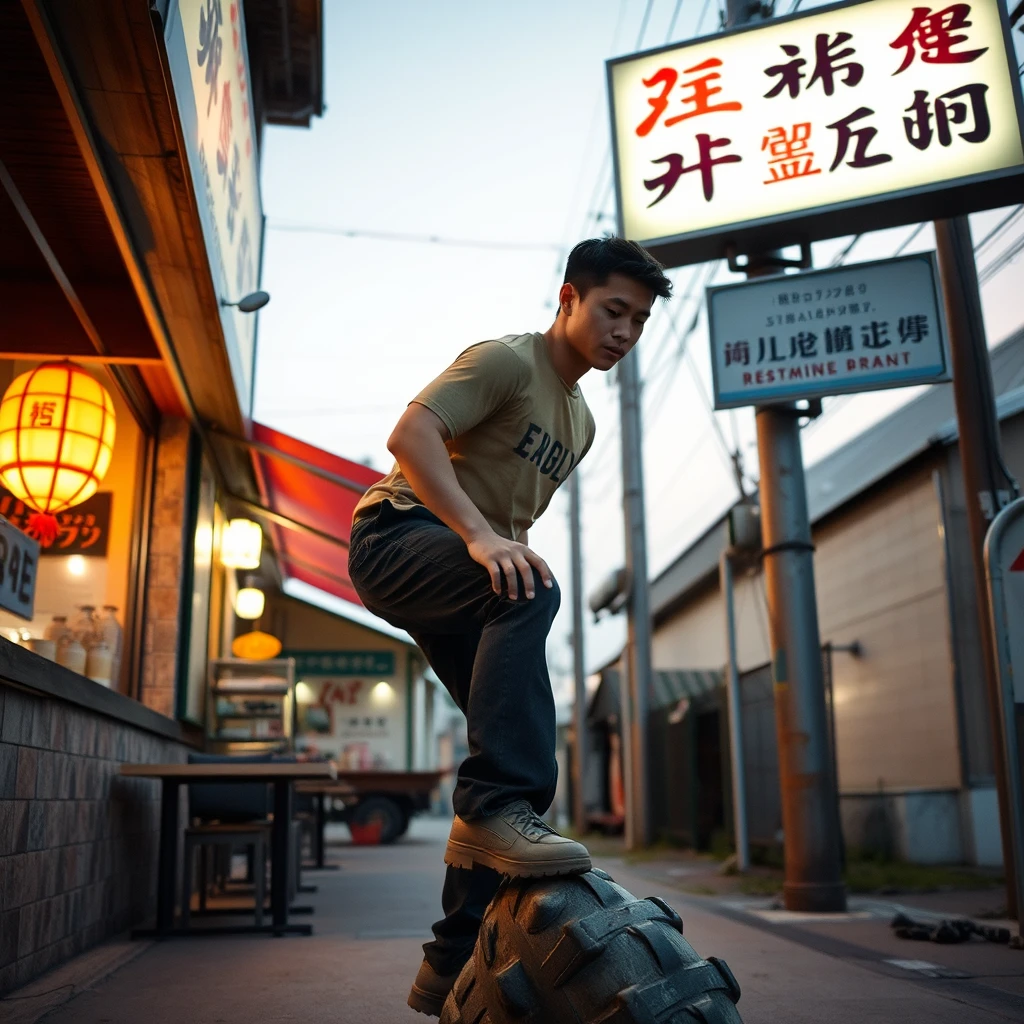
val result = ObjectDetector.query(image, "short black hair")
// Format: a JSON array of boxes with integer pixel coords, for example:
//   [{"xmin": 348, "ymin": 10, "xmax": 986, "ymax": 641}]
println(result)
[{"xmin": 563, "ymin": 237, "xmax": 672, "ymax": 303}]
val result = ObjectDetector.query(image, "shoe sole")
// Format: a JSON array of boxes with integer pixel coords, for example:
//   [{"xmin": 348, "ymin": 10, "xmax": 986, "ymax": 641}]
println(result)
[
  {"xmin": 444, "ymin": 838, "xmax": 592, "ymax": 877},
  {"xmin": 407, "ymin": 983, "xmax": 447, "ymax": 1017}
]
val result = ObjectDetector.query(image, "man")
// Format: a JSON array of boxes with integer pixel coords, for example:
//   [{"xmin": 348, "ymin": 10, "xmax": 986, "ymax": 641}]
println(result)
[{"xmin": 347, "ymin": 237, "xmax": 672, "ymax": 1016}]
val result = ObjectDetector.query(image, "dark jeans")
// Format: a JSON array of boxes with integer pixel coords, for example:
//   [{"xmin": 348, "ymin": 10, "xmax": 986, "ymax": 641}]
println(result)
[{"xmin": 347, "ymin": 501, "xmax": 560, "ymax": 974}]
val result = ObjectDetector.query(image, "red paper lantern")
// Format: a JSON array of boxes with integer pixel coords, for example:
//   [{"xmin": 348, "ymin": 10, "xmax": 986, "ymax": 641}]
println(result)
[{"xmin": 0, "ymin": 362, "xmax": 116, "ymax": 544}]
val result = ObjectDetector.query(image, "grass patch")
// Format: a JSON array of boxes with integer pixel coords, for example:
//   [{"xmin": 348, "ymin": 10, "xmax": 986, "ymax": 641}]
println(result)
[
  {"xmin": 843, "ymin": 858, "xmax": 1003, "ymax": 894},
  {"xmin": 738, "ymin": 875, "xmax": 783, "ymax": 896}
]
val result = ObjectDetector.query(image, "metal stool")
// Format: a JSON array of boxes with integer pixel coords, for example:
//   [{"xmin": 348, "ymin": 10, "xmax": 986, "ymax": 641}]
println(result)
[{"xmin": 182, "ymin": 822, "xmax": 271, "ymax": 928}]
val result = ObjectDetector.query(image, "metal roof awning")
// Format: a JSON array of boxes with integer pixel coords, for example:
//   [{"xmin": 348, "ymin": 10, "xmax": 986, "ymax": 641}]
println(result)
[
  {"xmin": 228, "ymin": 422, "xmax": 383, "ymax": 607},
  {"xmin": 587, "ymin": 668, "xmax": 722, "ymax": 726}
]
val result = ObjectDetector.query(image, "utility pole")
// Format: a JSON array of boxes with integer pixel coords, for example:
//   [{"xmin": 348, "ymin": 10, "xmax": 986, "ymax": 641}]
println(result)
[
  {"xmin": 721, "ymin": 547, "xmax": 749, "ymax": 872},
  {"xmin": 568, "ymin": 470, "xmax": 588, "ymax": 835},
  {"xmin": 725, "ymin": 0, "xmax": 846, "ymax": 912},
  {"xmin": 935, "ymin": 215, "xmax": 1019, "ymax": 911},
  {"xmin": 617, "ymin": 348, "xmax": 653, "ymax": 850}
]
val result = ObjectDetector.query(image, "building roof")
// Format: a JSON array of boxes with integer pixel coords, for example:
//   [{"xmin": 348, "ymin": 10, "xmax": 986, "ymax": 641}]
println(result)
[
  {"xmin": 587, "ymin": 668, "xmax": 722, "ymax": 724},
  {"xmin": 650, "ymin": 324, "xmax": 1024, "ymax": 623}
]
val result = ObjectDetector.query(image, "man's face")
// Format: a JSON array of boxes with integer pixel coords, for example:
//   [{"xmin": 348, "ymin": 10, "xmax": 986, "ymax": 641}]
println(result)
[{"xmin": 562, "ymin": 272, "xmax": 654, "ymax": 371}]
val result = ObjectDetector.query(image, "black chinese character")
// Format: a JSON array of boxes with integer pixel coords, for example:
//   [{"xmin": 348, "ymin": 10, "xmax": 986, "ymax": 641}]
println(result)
[
  {"xmin": 903, "ymin": 83, "xmax": 990, "ymax": 150},
  {"xmin": 826, "ymin": 326, "xmax": 854, "ymax": 353},
  {"xmin": 862, "ymin": 321, "xmax": 891, "ymax": 348},
  {"xmin": 758, "ymin": 336, "xmax": 787, "ymax": 363},
  {"xmin": 196, "ymin": 0, "xmax": 224, "ymax": 117},
  {"xmin": 226, "ymin": 144, "xmax": 242, "ymax": 240},
  {"xmin": 899, "ymin": 315, "xmax": 929, "ymax": 343},
  {"xmin": 790, "ymin": 331, "xmax": 818, "ymax": 358},
  {"xmin": 764, "ymin": 33, "xmax": 863, "ymax": 99},
  {"xmin": 725, "ymin": 341, "xmax": 750, "ymax": 367},
  {"xmin": 644, "ymin": 134, "xmax": 742, "ymax": 205},
  {"xmin": 827, "ymin": 107, "xmax": 893, "ymax": 171}
]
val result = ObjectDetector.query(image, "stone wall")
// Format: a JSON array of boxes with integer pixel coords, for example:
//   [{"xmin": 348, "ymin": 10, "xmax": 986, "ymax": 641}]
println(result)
[
  {"xmin": 0, "ymin": 682, "xmax": 186, "ymax": 995},
  {"xmin": 139, "ymin": 417, "xmax": 192, "ymax": 717}
]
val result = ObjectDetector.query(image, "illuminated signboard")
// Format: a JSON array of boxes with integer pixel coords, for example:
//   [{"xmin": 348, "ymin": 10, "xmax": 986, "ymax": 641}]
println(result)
[
  {"xmin": 163, "ymin": 0, "xmax": 264, "ymax": 414},
  {"xmin": 707, "ymin": 253, "xmax": 948, "ymax": 408},
  {"xmin": 607, "ymin": 0, "xmax": 1024, "ymax": 267}
]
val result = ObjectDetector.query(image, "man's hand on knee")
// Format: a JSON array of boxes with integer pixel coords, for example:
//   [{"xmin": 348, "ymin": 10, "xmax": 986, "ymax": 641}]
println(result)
[{"xmin": 466, "ymin": 530, "xmax": 553, "ymax": 601}]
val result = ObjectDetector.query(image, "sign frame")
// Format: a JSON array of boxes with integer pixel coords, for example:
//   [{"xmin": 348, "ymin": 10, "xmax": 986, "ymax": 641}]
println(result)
[
  {"xmin": 983, "ymin": 496, "xmax": 1024, "ymax": 936},
  {"xmin": 0, "ymin": 515, "xmax": 40, "ymax": 621},
  {"xmin": 706, "ymin": 251, "xmax": 951, "ymax": 409},
  {"xmin": 606, "ymin": 0, "xmax": 1024, "ymax": 268}
]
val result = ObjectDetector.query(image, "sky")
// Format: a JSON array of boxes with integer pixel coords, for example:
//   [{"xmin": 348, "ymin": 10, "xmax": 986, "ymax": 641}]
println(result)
[{"xmin": 255, "ymin": 0, "xmax": 1024, "ymax": 708}]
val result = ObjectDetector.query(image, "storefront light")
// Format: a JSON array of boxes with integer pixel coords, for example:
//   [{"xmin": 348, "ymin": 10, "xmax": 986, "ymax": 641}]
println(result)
[
  {"xmin": 220, "ymin": 518, "xmax": 262, "ymax": 569},
  {"xmin": 67, "ymin": 555, "xmax": 86, "ymax": 577},
  {"xmin": 295, "ymin": 681, "xmax": 313, "ymax": 704},
  {"xmin": 234, "ymin": 585, "xmax": 265, "ymax": 620},
  {"xmin": 0, "ymin": 362, "xmax": 116, "ymax": 544},
  {"xmin": 370, "ymin": 681, "xmax": 395, "ymax": 708}
]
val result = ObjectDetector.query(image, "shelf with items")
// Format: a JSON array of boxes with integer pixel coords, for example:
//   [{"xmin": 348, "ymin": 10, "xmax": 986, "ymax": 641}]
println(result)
[{"xmin": 206, "ymin": 657, "xmax": 296, "ymax": 750}]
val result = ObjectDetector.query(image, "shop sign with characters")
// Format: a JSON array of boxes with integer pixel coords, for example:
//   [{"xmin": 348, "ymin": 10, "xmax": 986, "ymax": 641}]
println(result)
[
  {"xmin": 708, "ymin": 253, "xmax": 948, "ymax": 408},
  {"xmin": 607, "ymin": 0, "xmax": 1024, "ymax": 266},
  {"xmin": 0, "ymin": 488, "xmax": 111, "ymax": 558},
  {"xmin": 163, "ymin": 0, "xmax": 264, "ymax": 414}
]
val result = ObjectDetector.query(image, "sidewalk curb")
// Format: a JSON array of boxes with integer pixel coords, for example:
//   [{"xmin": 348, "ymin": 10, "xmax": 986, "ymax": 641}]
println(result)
[{"xmin": 0, "ymin": 936, "xmax": 153, "ymax": 1024}]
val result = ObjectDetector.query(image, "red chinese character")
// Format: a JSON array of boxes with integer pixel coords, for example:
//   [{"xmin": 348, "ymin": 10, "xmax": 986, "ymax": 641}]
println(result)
[
  {"xmin": 28, "ymin": 400, "xmax": 57, "ymax": 427},
  {"xmin": 635, "ymin": 58, "xmax": 742, "ymax": 137},
  {"xmin": 217, "ymin": 81, "xmax": 233, "ymax": 176},
  {"xmin": 890, "ymin": 4, "xmax": 988, "ymax": 74},
  {"xmin": 761, "ymin": 123, "xmax": 822, "ymax": 185}
]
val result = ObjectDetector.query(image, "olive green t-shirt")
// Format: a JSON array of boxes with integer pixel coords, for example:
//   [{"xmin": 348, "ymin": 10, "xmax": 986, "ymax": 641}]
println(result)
[{"xmin": 353, "ymin": 333, "xmax": 596, "ymax": 541}]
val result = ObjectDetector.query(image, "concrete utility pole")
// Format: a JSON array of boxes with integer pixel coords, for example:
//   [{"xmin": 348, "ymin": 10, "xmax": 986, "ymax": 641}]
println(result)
[
  {"xmin": 935, "ymin": 215, "xmax": 1019, "ymax": 912},
  {"xmin": 617, "ymin": 349, "xmax": 653, "ymax": 849},
  {"xmin": 568, "ymin": 470, "xmax": 588, "ymax": 835},
  {"xmin": 725, "ymin": 0, "xmax": 846, "ymax": 912}
]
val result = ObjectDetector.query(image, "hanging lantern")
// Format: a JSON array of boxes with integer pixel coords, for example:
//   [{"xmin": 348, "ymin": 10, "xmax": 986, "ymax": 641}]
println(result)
[
  {"xmin": 232, "ymin": 630, "xmax": 282, "ymax": 660},
  {"xmin": 234, "ymin": 585, "xmax": 265, "ymax": 620},
  {"xmin": 221, "ymin": 517, "xmax": 262, "ymax": 569},
  {"xmin": 0, "ymin": 362, "xmax": 116, "ymax": 545}
]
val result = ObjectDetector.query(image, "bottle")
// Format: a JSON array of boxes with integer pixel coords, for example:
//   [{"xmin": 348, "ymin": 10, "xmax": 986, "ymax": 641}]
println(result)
[
  {"xmin": 44, "ymin": 616, "xmax": 70, "ymax": 645},
  {"xmin": 71, "ymin": 606, "xmax": 98, "ymax": 647},
  {"xmin": 57, "ymin": 637, "xmax": 86, "ymax": 675},
  {"xmin": 86, "ymin": 642, "xmax": 112, "ymax": 687},
  {"xmin": 98, "ymin": 607, "xmax": 123, "ymax": 686}
]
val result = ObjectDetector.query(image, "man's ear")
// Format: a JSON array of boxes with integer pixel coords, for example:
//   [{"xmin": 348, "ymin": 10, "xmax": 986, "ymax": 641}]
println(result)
[{"xmin": 558, "ymin": 281, "xmax": 577, "ymax": 317}]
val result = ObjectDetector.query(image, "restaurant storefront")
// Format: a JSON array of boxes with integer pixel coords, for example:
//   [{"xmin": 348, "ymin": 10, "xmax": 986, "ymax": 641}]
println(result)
[{"xmin": 0, "ymin": 0, "xmax": 325, "ymax": 993}]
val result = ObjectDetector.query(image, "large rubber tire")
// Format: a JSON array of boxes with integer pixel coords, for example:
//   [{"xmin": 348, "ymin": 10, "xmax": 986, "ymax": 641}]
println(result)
[
  {"xmin": 439, "ymin": 868, "xmax": 743, "ymax": 1024},
  {"xmin": 349, "ymin": 796, "xmax": 405, "ymax": 844}
]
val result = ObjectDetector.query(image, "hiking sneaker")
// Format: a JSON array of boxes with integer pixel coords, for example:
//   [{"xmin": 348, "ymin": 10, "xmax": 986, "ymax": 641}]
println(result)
[
  {"xmin": 407, "ymin": 958, "xmax": 462, "ymax": 1017},
  {"xmin": 444, "ymin": 799, "xmax": 592, "ymax": 878}
]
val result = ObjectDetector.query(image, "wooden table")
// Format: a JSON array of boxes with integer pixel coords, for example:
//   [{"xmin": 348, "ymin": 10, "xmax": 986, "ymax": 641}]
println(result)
[{"xmin": 121, "ymin": 762, "xmax": 336, "ymax": 937}]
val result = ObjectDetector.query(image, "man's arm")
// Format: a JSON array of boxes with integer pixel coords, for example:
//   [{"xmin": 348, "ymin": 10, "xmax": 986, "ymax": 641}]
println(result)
[{"xmin": 388, "ymin": 403, "xmax": 552, "ymax": 600}]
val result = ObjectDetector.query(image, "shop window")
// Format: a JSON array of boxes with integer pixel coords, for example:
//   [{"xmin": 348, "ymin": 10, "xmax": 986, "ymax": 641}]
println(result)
[
  {"xmin": 177, "ymin": 443, "xmax": 226, "ymax": 725},
  {"xmin": 0, "ymin": 359, "xmax": 147, "ymax": 691}
]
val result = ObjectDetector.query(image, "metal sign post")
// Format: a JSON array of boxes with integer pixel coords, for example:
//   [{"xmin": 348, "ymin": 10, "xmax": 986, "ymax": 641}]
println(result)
[{"xmin": 984, "ymin": 497, "xmax": 1024, "ymax": 938}]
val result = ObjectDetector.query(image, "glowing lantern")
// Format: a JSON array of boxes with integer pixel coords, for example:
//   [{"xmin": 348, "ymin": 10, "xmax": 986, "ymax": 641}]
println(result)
[
  {"xmin": 234, "ymin": 586, "xmax": 265, "ymax": 620},
  {"xmin": 0, "ymin": 362, "xmax": 115, "ymax": 544},
  {"xmin": 221, "ymin": 518, "xmax": 262, "ymax": 569},
  {"xmin": 232, "ymin": 630, "xmax": 282, "ymax": 660}
]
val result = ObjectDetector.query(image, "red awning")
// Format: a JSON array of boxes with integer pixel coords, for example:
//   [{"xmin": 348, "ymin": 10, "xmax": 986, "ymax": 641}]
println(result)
[{"xmin": 248, "ymin": 422, "xmax": 383, "ymax": 607}]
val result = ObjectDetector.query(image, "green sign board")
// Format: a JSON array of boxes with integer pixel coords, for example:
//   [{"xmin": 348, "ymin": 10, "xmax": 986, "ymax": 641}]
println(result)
[{"xmin": 284, "ymin": 650, "xmax": 396, "ymax": 677}]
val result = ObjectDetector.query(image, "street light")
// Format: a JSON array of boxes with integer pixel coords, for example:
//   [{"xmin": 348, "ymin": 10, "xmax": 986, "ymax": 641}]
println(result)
[{"xmin": 221, "ymin": 290, "xmax": 270, "ymax": 313}]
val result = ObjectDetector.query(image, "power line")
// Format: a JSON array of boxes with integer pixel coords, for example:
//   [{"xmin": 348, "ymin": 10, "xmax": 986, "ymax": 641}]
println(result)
[{"xmin": 265, "ymin": 221, "xmax": 562, "ymax": 252}]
